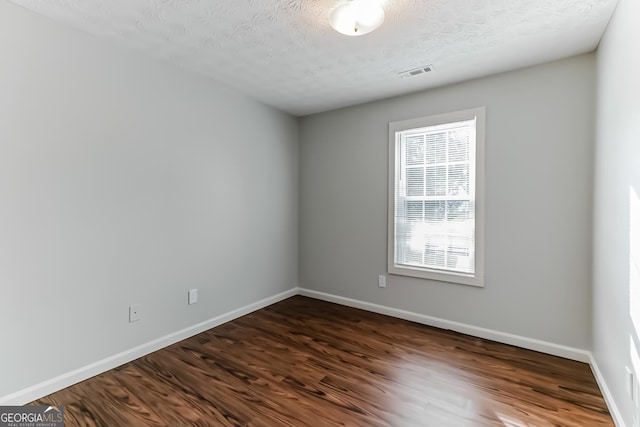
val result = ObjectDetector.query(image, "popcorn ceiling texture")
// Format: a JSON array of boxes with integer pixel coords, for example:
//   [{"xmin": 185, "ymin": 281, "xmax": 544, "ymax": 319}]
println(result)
[{"xmin": 9, "ymin": 0, "xmax": 617, "ymax": 115}]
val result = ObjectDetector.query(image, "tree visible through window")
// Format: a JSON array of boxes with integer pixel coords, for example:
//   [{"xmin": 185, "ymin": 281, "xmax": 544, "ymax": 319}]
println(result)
[{"xmin": 388, "ymin": 108, "xmax": 485, "ymax": 286}]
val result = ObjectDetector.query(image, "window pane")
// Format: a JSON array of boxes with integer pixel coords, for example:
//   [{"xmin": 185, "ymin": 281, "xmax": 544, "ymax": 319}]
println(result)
[
  {"xmin": 406, "ymin": 249, "xmax": 423, "ymax": 265},
  {"xmin": 424, "ymin": 201, "xmax": 445, "ymax": 222},
  {"xmin": 447, "ymin": 246, "xmax": 472, "ymax": 273},
  {"xmin": 406, "ymin": 135, "xmax": 424, "ymax": 166},
  {"xmin": 447, "ymin": 164, "xmax": 469, "ymax": 196},
  {"xmin": 448, "ymin": 130, "xmax": 469, "ymax": 162},
  {"xmin": 426, "ymin": 132, "xmax": 446, "ymax": 164},
  {"xmin": 445, "ymin": 200, "xmax": 474, "ymax": 274},
  {"xmin": 447, "ymin": 200, "xmax": 472, "ymax": 221},
  {"xmin": 425, "ymin": 247, "xmax": 445, "ymax": 268},
  {"xmin": 405, "ymin": 201, "xmax": 423, "ymax": 222},
  {"xmin": 426, "ymin": 166, "xmax": 446, "ymax": 196},
  {"xmin": 406, "ymin": 167, "xmax": 424, "ymax": 196}
]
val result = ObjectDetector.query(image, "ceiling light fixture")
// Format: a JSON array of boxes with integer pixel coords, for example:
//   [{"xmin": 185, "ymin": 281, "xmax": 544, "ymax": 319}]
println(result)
[{"xmin": 329, "ymin": 1, "xmax": 385, "ymax": 36}]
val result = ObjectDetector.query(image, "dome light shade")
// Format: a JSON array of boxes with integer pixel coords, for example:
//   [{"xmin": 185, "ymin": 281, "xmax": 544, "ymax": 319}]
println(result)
[{"xmin": 329, "ymin": 1, "xmax": 385, "ymax": 36}]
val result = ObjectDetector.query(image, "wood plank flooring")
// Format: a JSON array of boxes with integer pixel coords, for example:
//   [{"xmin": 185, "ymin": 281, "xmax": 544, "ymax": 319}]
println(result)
[{"xmin": 31, "ymin": 296, "xmax": 613, "ymax": 426}]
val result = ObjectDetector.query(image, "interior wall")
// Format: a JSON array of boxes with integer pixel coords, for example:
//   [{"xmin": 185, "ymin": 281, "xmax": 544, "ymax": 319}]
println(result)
[
  {"xmin": 593, "ymin": 0, "xmax": 640, "ymax": 424},
  {"xmin": 299, "ymin": 54, "xmax": 595, "ymax": 350},
  {"xmin": 0, "ymin": 0, "xmax": 298, "ymax": 399}
]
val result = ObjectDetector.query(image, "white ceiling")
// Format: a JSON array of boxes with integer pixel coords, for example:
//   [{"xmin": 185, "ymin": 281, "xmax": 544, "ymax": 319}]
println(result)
[{"xmin": 10, "ymin": 0, "xmax": 618, "ymax": 116}]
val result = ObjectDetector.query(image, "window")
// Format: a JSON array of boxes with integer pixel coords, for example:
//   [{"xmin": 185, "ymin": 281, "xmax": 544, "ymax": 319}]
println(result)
[{"xmin": 388, "ymin": 107, "xmax": 485, "ymax": 286}]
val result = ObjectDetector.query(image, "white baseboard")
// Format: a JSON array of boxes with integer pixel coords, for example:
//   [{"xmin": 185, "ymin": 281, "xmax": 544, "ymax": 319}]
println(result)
[
  {"xmin": 298, "ymin": 288, "xmax": 591, "ymax": 363},
  {"xmin": 0, "ymin": 288, "xmax": 298, "ymax": 406},
  {"xmin": 590, "ymin": 354, "xmax": 627, "ymax": 427},
  {"xmin": 2, "ymin": 286, "xmax": 611, "ymax": 417}
]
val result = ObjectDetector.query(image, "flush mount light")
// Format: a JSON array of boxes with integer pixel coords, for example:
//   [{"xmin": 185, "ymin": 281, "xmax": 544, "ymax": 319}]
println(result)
[{"xmin": 329, "ymin": 1, "xmax": 385, "ymax": 36}]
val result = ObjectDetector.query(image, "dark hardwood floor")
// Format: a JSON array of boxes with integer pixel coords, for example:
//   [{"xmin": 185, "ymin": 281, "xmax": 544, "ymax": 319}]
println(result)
[{"xmin": 31, "ymin": 296, "xmax": 613, "ymax": 426}]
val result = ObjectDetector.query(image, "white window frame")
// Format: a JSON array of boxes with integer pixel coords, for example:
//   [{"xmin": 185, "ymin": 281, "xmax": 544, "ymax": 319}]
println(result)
[{"xmin": 388, "ymin": 107, "xmax": 485, "ymax": 287}]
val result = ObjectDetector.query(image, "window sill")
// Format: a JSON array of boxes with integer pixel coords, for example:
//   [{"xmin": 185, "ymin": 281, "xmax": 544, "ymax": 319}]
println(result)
[{"xmin": 388, "ymin": 264, "xmax": 484, "ymax": 287}]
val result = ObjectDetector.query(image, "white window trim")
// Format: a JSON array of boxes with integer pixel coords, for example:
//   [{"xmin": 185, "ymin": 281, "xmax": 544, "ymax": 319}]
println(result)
[{"xmin": 388, "ymin": 107, "xmax": 486, "ymax": 287}]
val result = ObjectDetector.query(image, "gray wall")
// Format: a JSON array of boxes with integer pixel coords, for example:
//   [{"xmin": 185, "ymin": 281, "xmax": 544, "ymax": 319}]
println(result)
[
  {"xmin": 300, "ymin": 54, "xmax": 595, "ymax": 350},
  {"xmin": 0, "ymin": 1, "xmax": 298, "ymax": 398},
  {"xmin": 594, "ymin": 0, "xmax": 640, "ymax": 424}
]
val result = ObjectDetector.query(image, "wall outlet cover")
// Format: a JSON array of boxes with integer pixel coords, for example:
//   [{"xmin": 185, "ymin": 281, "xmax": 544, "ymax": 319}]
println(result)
[
  {"xmin": 129, "ymin": 304, "xmax": 141, "ymax": 322},
  {"xmin": 627, "ymin": 366, "xmax": 635, "ymax": 400},
  {"xmin": 188, "ymin": 289, "xmax": 198, "ymax": 305},
  {"xmin": 378, "ymin": 275, "xmax": 387, "ymax": 288}
]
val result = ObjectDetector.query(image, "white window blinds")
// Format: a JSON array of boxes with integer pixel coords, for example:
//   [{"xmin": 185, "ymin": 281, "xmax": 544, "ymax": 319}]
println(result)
[{"xmin": 393, "ymin": 118, "xmax": 477, "ymax": 276}]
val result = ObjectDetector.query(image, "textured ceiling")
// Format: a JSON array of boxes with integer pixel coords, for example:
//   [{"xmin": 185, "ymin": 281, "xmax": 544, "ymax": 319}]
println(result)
[{"xmin": 9, "ymin": 0, "xmax": 618, "ymax": 116}]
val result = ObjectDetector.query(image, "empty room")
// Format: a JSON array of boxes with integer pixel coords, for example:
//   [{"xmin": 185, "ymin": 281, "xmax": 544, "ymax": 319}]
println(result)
[{"xmin": 0, "ymin": 0, "xmax": 638, "ymax": 425}]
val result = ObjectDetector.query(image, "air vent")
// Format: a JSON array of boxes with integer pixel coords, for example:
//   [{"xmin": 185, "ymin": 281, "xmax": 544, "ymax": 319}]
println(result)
[{"xmin": 399, "ymin": 65, "xmax": 435, "ymax": 79}]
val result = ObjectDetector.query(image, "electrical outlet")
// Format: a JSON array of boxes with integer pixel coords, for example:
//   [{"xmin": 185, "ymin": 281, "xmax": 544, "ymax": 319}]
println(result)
[
  {"xmin": 188, "ymin": 289, "xmax": 198, "ymax": 305},
  {"xmin": 129, "ymin": 304, "xmax": 141, "ymax": 322},
  {"xmin": 378, "ymin": 275, "xmax": 387, "ymax": 288}
]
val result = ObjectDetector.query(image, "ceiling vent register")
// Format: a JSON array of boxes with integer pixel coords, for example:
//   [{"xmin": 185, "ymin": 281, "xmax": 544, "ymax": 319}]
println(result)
[{"xmin": 399, "ymin": 65, "xmax": 435, "ymax": 79}]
